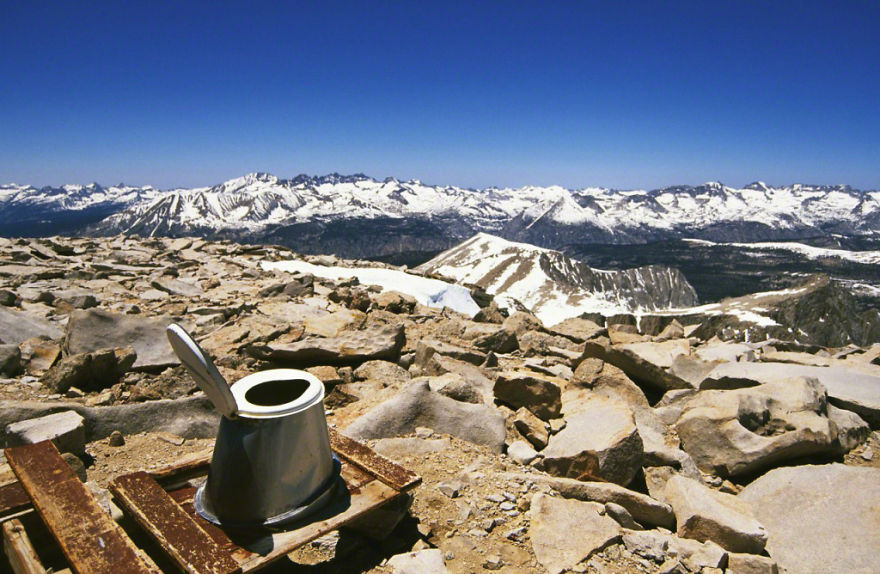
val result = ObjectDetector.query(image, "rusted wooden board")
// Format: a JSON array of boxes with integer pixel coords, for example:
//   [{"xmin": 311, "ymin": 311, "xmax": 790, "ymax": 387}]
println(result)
[
  {"xmin": 167, "ymin": 462, "xmax": 405, "ymax": 573},
  {"xmin": 2, "ymin": 518, "xmax": 45, "ymax": 574},
  {"xmin": 328, "ymin": 428, "xmax": 421, "ymax": 491},
  {"xmin": 0, "ymin": 481, "xmax": 32, "ymax": 519},
  {"xmin": 110, "ymin": 472, "xmax": 241, "ymax": 574},
  {"xmin": 5, "ymin": 441, "xmax": 160, "ymax": 574}
]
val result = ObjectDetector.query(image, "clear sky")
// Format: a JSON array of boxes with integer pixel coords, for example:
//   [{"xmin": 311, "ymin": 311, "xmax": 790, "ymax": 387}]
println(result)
[{"xmin": 1, "ymin": 1, "xmax": 878, "ymax": 190}]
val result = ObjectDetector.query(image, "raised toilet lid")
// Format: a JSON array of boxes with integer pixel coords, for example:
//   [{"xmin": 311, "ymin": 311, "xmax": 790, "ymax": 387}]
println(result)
[{"xmin": 166, "ymin": 323, "xmax": 238, "ymax": 419}]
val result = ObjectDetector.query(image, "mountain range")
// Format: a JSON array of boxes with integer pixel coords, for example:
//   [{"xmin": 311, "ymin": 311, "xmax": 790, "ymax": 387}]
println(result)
[{"xmin": 2, "ymin": 173, "xmax": 878, "ymax": 262}]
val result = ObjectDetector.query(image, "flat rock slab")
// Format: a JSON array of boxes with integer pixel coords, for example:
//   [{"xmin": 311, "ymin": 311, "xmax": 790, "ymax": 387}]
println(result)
[
  {"xmin": 664, "ymin": 475, "xmax": 766, "ymax": 554},
  {"xmin": 0, "ymin": 396, "xmax": 219, "ymax": 444},
  {"xmin": 739, "ymin": 464, "xmax": 880, "ymax": 574},
  {"xmin": 541, "ymin": 476, "xmax": 674, "ymax": 528},
  {"xmin": 343, "ymin": 380, "xmax": 506, "ymax": 452},
  {"xmin": 703, "ymin": 361, "xmax": 880, "ymax": 428},
  {"xmin": 0, "ymin": 306, "xmax": 63, "ymax": 345},
  {"xmin": 387, "ymin": 549, "xmax": 449, "ymax": 574},
  {"xmin": 254, "ymin": 324, "xmax": 405, "ymax": 367},
  {"xmin": 582, "ymin": 339, "xmax": 692, "ymax": 392},
  {"xmin": 618, "ymin": 339, "xmax": 692, "ymax": 369},
  {"xmin": 149, "ymin": 277, "xmax": 203, "ymax": 297},
  {"xmin": 542, "ymin": 395, "xmax": 643, "ymax": 485},
  {"xmin": 5, "ymin": 410, "xmax": 86, "ymax": 455},
  {"xmin": 529, "ymin": 493, "xmax": 620, "ymax": 574},
  {"xmin": 65, "ymin": 309, "xmax": 178, "ymax": 370}
]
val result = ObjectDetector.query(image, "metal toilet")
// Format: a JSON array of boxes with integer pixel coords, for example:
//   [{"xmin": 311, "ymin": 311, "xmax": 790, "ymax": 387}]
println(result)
[{"xmin": 167, "ymin": 324, "xmax": 341, "ymax": 528}]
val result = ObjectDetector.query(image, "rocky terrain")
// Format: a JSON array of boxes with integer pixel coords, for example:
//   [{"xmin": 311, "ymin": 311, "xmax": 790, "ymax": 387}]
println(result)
[{"xmin": 0, "ymin": 234, "xmax": 878, "ymax": 573}]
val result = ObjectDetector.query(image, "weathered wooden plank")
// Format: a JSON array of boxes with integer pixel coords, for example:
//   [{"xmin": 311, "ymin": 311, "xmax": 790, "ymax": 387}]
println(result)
[
  {"xmin": 146, "ymin": 448, "xmax": 212, "ymax": 487},
  {"xmin": 110, "ymin": 472, "xmax": 241, "ymax": 574},
  {"xmin": 328, "ymin": 428, "xmax": 421, "ymax": 491},
  {"xmin": 2, "ymin": 518, "xmax": 45, "ymax": 574},
  {"xmin": 168, "ymin": 475, "xmax": 404, "ymax": 572},
  {"xmin": 5, "ymin": 441, "xmax": 160, "ymax": 574},
  {"xmin": 0, "ymin": 481, "xmax": 32, "ymax": 519}
]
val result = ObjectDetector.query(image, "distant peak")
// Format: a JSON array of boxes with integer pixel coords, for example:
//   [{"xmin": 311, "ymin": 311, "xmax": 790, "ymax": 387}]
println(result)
[
  {"xmin": 744, "ymin": 181, "xmax": 770, "ymax": 191},
  {"xmin": 244, "ymin": 172, "xmax": 278, "ymax": 182}
]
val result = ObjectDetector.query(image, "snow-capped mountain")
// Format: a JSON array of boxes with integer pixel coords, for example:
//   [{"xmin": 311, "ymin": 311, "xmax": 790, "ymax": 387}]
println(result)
[
  {"xmin": 3, "ymin": 173, "xmax": 879, "ymax": 258},
  {"xmin": 0, "ymin": 182, "xmax": 161, "ymax": 235},
  {"xmin": 416, "ymin": 233, "xmax": 699, "ymax": 324}
]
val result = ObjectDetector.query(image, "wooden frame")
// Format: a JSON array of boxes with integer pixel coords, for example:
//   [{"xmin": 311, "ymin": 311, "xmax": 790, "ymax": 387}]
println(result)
[{"xmin": 2, "ymin": 429, "xmax": 420, "ymax": 574}]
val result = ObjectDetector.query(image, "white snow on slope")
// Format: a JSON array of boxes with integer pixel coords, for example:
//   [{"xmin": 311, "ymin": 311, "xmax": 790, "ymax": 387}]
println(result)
[
  {"xmin": 261, "ymin": 259, "xmax": 480, "ymax": 317},
  {"xmin": 683, "ymin": 239, "xmax": 880, "ymax": 265},
  {"xmin": 27, "ymin": 172, "xmax": 874, "ymax": 238},
  {"xmin": 417, "ymin": 233, "xmax": 697, "ymax": 325}
]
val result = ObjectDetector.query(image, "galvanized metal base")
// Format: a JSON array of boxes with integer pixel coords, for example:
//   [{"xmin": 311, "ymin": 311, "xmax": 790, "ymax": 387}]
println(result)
[{"xmin": 193, "ymin": 455, "xmax": 344, "ymax": 529}]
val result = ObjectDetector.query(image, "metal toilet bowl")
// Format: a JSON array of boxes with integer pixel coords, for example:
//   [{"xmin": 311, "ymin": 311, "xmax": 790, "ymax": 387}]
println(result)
[{"xmin": 193, "ymin": 369, "xmax": 341, "ymax": 528}]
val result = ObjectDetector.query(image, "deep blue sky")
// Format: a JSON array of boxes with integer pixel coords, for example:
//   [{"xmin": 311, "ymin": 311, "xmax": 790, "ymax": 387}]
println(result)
[{"xmin": 2, "ymin": 2, "xmax": 878, "ymax": 190}]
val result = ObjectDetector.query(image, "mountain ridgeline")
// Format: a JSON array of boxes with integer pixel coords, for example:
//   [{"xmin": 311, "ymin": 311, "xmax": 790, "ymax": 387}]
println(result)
[
  {"xmin": 417, "ymin": 234, "xmax": 699, "ymax": 325},
  {"xmin": 2, "ymin": 173, "xmax": 879, "ymax": 262}
]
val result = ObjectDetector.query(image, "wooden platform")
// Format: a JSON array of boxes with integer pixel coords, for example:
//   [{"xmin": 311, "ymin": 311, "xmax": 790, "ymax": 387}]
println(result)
[{"xmin": 1, "ymin": 429, "xmax": 420, "ymax": 574}]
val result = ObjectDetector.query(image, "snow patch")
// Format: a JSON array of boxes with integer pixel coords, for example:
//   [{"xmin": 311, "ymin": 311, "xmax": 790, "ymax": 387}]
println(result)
[{"xmin": 261, "ymin": 260, "xmax": 480, "ymax": 317}]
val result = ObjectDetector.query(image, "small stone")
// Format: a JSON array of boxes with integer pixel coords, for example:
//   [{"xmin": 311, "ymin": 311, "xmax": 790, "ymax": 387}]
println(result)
[
  {"xmin": 415, "ymin": 426, "xmax": 434, "ymax": 438},
  {"xmin": 437, "ymin": 481, "xmax": 462, "ymax": 498},
  {"xmin": 549, "ymin": 418, "xmax": 566, "ymax": 433},
  {"xmin": 387, "ymin": 548, "xmax": 449, "ymax": 573},
  {"xmin": 0, "ymin": 344, "xmax": 21, "ymax": 377},
  {"xmin": 62, "ymin": 452, "xmax": 87, "ymax": 482},
  {"xmin": 507, "ymin": 440, "xmax": 538, "ymax": 465},
  {"xmin": 468, "ymin": 528, "xmax": 489, "ymax": 538},
  {"xmin": 505, "ymin": 527, "xmax": 527, "ymax": 541},
  {"xmin": 726, "ymin": 552, "xmax": 780, "ymax": 574},
  {"xmin": 622, "ymin": 529, "xmax": 669, "ymax": 563},
  {"xmin": 514, "ymin": 407, "xmax": 550, "ymax": 449},
  {"xmin": 483, "ymin": 555, "xmax": 503, "ymax": 570},
  {"xmin": 658, "ymin": 558, "xmax": 687, "ymax": 574},
  {"xmin": 861, "ymin": 447, "xmax": 874, "ymax": 461},
  {"xmin": 605, "ymin": 502, "xmax": 642, "ymax": 529},
  {"xmin": 719, "ymin": 479, "xmax": 740, "ymax": 494},
  {"xmin": 108, "ymin": 430, "xmax": 125, "ymax": 447},
  {"xmin": 0, "ymin": 289, "xmax": 20, "ymax": 307},
  {"xmin": 157, "ymin": 432, "xmax": 185, "ymax": 446}
]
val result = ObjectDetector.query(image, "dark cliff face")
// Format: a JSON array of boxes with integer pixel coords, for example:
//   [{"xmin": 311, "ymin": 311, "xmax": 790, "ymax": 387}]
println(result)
[
  {"xmin": 770, "ymin": 278, "xmax": 878, "ymax": 347},
  {"xmin": 535, "ymin": 251, "xmax": 699, "ymax": 310},
  {"xmin": 669, "ymin": 275, "xmax": 880, "ymax": 347}
]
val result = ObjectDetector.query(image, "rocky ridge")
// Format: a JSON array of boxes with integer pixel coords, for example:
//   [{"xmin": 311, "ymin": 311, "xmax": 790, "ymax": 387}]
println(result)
[
  {"xmin": 416, "ymin": 233, "xmax": 699, "ymax": 325},
  {"xmin": 0, "ymin": 235, "xmax": 878, "ymax": 573}
]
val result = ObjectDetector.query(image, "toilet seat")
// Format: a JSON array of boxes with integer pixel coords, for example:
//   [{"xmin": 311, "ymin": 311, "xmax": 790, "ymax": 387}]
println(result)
[{"xmin": 230, "ymin": 369, "xmax": 325, "ymax": 419}]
